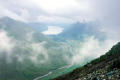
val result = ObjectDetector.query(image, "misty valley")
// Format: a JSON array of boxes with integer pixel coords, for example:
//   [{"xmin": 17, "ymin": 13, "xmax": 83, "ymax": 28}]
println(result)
[{"xmin": 0, "ymin": 17, "xmax": 119, "ymax": 80}]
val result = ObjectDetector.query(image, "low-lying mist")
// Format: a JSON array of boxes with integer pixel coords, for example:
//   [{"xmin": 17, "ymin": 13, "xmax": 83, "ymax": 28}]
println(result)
[
  {"xmin": 0, "ymin": 27, "xmax": 118, "ymax": 79},
  {"xmin": 0, "ymin": 17, "xmax": 119, "ymax": 79}
]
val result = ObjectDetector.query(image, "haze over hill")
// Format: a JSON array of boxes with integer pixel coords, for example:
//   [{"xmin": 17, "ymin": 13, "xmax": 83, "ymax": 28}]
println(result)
[
  {"xmin": 0, "ymin": 17, "xmax": 74, "ymax": 79},
  {"xmin": 0, "ymin": 16, "xmax": 119, "ymax": 80},
  {"xmin": 0, "ymin": 0, "xmax": 120, "ymax": 80}
]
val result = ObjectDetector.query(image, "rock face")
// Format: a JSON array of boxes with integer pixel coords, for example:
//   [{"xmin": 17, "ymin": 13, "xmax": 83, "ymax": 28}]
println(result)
[{"xmin": 54, "ymin": 42, "xmax": 120, "ymax": 80}]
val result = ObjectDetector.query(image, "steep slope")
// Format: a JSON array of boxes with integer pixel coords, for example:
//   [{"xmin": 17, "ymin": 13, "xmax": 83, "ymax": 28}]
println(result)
[{"xmin": 54, "ymin": 42, "xmax": 120, "ymax": 80}]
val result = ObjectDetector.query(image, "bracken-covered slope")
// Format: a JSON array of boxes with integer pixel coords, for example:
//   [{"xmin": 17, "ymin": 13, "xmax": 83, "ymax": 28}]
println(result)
[{"xmin": 54, "ymin": 42, "xmax": 120, "ymax": 80}]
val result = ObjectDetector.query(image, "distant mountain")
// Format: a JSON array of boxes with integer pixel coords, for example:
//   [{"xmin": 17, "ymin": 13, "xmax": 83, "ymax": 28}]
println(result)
[
  {"xmin": 54, "ymin": 42, "xmax": 120, "ymax": 80},
  {"xmin": 52, "ymin": 22, "xmax": 106, "ymax": 41},
  {"xmin": 0, "ymin": 17, "xmax": 72, "ymax": 80},
  {"xmin": 28, "ymin": 22, "xmax": 70, "ymax": 33},
  {"xmin": 28, "ymin": 22, "xmax": 48, "ymax": 32},
  {"xmin": 0, "ymin": 17, "xmax": 50, "ymax": 41}
]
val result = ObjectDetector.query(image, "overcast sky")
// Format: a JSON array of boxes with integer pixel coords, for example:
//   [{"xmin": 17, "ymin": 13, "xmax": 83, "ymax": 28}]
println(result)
[
  {"xmin": 0, "ymin": 0, "xmax": 119, "ymax": 23},
  {"xmin": 0, "ymin": 0, "xmax": 120, "ymax": 39}
]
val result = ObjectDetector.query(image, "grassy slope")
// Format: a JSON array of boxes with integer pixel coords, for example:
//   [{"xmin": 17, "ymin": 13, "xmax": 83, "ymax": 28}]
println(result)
[{"xmin": 54, "ymin": 42, "xmax": 120, "ymax": 80}]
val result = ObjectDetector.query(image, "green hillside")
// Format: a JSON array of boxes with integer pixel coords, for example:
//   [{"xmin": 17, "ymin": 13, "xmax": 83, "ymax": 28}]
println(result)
[{"xmin": 54, "ymin": 42, "xmax": 120, "ymax": 80}]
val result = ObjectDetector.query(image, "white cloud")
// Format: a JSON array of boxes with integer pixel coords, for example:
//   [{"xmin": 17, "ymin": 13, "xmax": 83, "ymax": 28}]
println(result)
[
  {"xmin": 32, "ymin": 0, "xmax": 91, "ymax": 15},
  {"xmin": 42, "ymin": 26, "xmax": 63, "ymax": 35},
  {"xmin": 0, "ymin": 5, "xmax": 27, "ymax": 22},
  {"xmin": 37, "ymin": 15, "xmax": 74, "ymax": 24},
  {"xmin": 0, "ymin": 29, "xmax": 14, "ymax": 52},
  {"xmin": 30, "ymin": 41, "xmax": 49, "ymax": 64},
  {"xmin": 26, "ymin": 31, "xmax": 34, "ymax": 41},
  {"xmin": 70, "ymin": 36, "xmax": 118, "ymax": 65},
  {"xmin": 19, "ymin": 8, "xmax": 30, "ymax": 20},
  {"xmin": 0, "ymin": 0, "xmax": 119, "ymax": 28}
]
